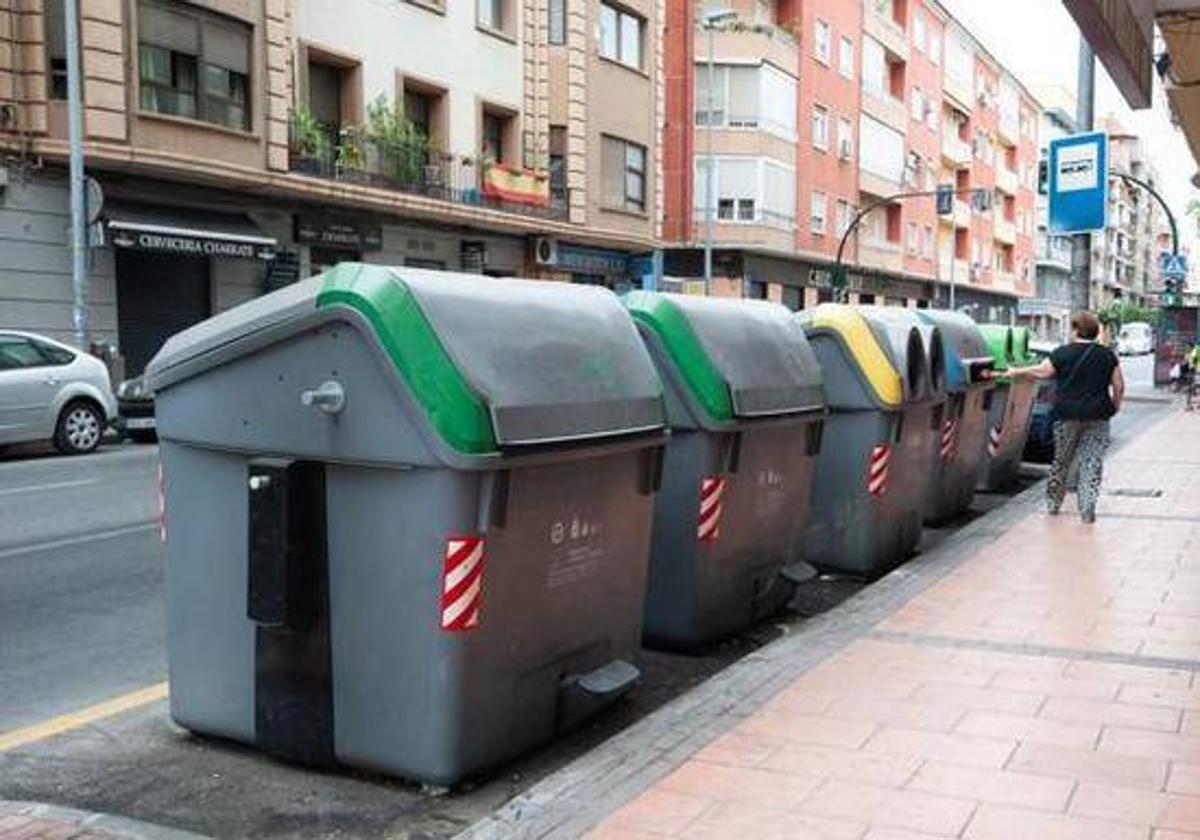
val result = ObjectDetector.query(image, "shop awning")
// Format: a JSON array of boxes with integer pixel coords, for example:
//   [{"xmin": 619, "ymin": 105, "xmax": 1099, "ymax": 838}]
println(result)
[{"xmin": 105, "ymin": 203, "xmax": 278, "ymax": 260}]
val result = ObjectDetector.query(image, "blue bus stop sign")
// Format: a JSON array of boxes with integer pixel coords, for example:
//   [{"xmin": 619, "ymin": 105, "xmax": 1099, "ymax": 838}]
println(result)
[{"xmin": 1048, "ymin": 131, "xmax": 1109, "ymax": 235}]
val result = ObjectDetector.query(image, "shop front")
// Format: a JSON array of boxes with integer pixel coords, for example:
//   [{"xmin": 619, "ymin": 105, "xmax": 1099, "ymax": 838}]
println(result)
[{"xmin": 105, "ymin": 203, "xmax": 277, "ymax": 376}]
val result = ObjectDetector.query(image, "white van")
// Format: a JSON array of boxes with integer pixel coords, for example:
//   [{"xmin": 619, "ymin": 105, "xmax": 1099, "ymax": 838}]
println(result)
[{"xmin": 1117, "ymin": 322, "xmax": 1154, "ymax": 356}]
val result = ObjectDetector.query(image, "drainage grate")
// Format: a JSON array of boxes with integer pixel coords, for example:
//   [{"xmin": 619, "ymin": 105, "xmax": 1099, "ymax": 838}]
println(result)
[{"xmin": 1106, "ymin": 488, "xmax": 1164, "ymax": 498}]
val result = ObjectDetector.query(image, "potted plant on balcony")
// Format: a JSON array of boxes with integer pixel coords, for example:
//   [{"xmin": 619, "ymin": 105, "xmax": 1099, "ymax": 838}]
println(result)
[
  {"xmin": 335, "ymin": 123, "xmax": 367, "ymax": 183},
  {"xmin": 290, "ymin": 105, "xmax": 331, "ymax": 176},
  {"xmin": 365, "ymin": 95, "xmax": 430, "ymax": 190}
]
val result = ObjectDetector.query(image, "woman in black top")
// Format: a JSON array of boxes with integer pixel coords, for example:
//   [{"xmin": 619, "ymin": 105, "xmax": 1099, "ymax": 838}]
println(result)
[{"xmin": 1000, "ymin": 311, "xmax": 1125, "ymax": 523}]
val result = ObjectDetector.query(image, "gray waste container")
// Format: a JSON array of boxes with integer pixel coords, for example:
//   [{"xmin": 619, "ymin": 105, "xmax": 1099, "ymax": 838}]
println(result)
[
  {"xmin": 977, "ymin": 324, "xmax": 1037, "ymax": 491},
  {"xmin": 917, "ymin": 310, "xmax": 995, "ymax": 523},
  {"xmin": 624, "ymin": 292, "xmax": 825, "ymax": 651},
  {"xmin": 799, "ymin": 305, "xmax": 943, "ymax": 577},
  {"xmin": 146, "ymin": 264, "xmax": 669, "ymax": 786}
]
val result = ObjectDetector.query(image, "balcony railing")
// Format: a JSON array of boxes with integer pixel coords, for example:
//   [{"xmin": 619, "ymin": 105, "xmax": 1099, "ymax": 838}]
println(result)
[
  {"xmin": 995, "ymin": 166, "xmax": 1018, "ymax": 195},
  {"xmin": 941, "ymin": 134, "xmax": 973, "ymax": 167},
  {"xmin": 287, "ymin": 116, "xmax": 567, "ymax": 222}
]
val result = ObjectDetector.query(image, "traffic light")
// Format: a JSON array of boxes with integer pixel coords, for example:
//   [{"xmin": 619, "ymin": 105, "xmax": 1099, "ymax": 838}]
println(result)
[{"xmin": 1038, "ymin": 160, "xmax": 1049, "ymax": 196}]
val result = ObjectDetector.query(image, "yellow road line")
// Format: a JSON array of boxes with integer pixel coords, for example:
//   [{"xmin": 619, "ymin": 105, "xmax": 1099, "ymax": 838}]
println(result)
[{"xmin": 0, "ymin": 682, "xmax": 168, "ymax": 753}]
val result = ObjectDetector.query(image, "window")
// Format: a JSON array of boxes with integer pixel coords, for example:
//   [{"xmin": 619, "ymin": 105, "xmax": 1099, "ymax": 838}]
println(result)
[
  {"xmin": 138, "ymin": 1, "xmax": 250, "ymax": 131},
  {"xmin": 45, "ymin": 0, "xmax": 67, "ymax": 99},
  {"xmin": 549, "ymin": 125, "xmax": 567, "ymax": 204},
  {"xmin": 811, "ymin": 105, "xmax": 829, "ymax": 151},
  {"xmin": 922, "ymin": 225, "xmax": 933, "ymax": 259},
  {"xmin": 837, "ymin": 116, "xmax": 852, "ymax": 158},
  {"xmin": 478, "ymin": 0, "xmax": 504, "ymax": 30},
  {"xmin": 814, "ymin": 19, "xmax": 831, "ymax": 64},
  {"xmin": 549, "ymin": 0, "xmax": 566, "ymax": 44},
  {"xmin": 810, "ymin": 191, "xmax": 827, "ymax": 235},
  {"xmin": 839, "ymin": 36, "xmax": 854, "ymax": 80},
  {"xmin": 603, "ymin": 136, "xmax": 646, "ymax": 212},
  {"xmin": 836, "ymin": 199, "xmax": 852, "ymax": 235},
  {"xmin": 405, "ymin": 90, "xmax": 433, "ymax": 138},
  {"xmin": 906, "ymin": 221, "xmax": 918, "ymax": 254},
  {"xmin": 482, "ymin": 108, "xmax": 516, "ymax": 163},
  {"xmin": 695, "ymin": 157, "xmax": 795, "ymax": 228},
  {"xmin": 911, "ymin": 87, "xmax": 923, "ymax": 122},
  {"xmin": 929, "ymin": 31, "xmax": 941, "ymax": 65},
  {"xmin": 694, "ymin": 63, "xmax": 797, "ymax": 137},
  {"xmin": 600, "ymin": 3, "xmax": 643, "ymax": 70},
  {"xmin": 861, "ymin": 36, "xmax": 885, "ymax": 97},
  {"xmin": 913, "ymin": 12, "xmax": 926, "ymax": 52}
]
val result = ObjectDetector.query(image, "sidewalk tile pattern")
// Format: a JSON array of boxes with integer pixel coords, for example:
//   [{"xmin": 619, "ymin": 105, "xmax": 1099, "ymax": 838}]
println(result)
[{"xmin": 587, "ymin": 411, "xmax": 1200, "ymax": 840}]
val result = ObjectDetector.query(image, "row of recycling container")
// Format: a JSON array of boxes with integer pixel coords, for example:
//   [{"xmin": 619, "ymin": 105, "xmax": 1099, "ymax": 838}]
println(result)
[{"xmin": 146, "ymin": 265, "xmax": 1041, "ymax": 787}]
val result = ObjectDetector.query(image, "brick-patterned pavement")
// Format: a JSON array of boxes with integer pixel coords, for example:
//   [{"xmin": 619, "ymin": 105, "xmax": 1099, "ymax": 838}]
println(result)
[{"xmin": 577, "ymin": 409, "xmax": 1200, "ymax": 840}]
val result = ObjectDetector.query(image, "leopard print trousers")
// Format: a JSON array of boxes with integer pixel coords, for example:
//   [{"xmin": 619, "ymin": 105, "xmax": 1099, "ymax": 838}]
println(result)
[{"xmin": 1048, "ymin": 420, "xmax": 1111, "ymax": 518}]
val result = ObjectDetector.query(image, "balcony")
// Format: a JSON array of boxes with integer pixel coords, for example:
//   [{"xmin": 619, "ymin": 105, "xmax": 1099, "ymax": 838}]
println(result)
[
  {"xmin": 941, "ymin": 134, "xmax": 972, "ymax": 167},
  {"xmin": 287, "ymin": 115, "xmax": 566, "ymax": 222},
  {"xmin": 943, "ymin": 73, "xmax": 973, "ymax": 114},
  {"xmin": 858, "ymin": 239, "xmax": 905, "ymax": 274},
  {"xmin": 995, "ymin": 166, "xmax": 1018, "ymax": 195},
  {"xmin": 710, "ymin": 24, "xmax": 799, "ymax": 75},
  {"xmin": 863, "ymin": 6, "xmax": 909, "ymax": 63},
  {"xmin": 862, "ymin": 87, "xmax": 907, "ymax": 133},
  {"xmin": 994, "ymin": 217, "xmax": 1017, "ymax": 245},
  {"xmin": 997, "ymin": 114, "xmax": 1019, "ymax": 146},
  {"xmin": 1037, "ymin": 239, "xmax": 1073, "ymax": 272},
  {"xmin": 939, "ymin": 257, "xmax": 971, "ymax": 282},
  {"xmin": 953, "ymin": 199, "xmax": 971, "ymax": 228}
]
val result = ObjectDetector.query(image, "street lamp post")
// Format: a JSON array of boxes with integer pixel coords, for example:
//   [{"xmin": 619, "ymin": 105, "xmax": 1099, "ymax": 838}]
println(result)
[{"xmin": 701, "ymin": 8, "xmax": 737, "ymax": 297}]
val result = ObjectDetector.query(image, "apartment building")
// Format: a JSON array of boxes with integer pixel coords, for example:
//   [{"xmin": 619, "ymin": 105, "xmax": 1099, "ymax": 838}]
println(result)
[
  {"xmin": 662, "ymin": 0, "xmax": 1040, "ymax": 315},
  {"xmin": 1092, "ymin": 115, "xmax": 1164, "ymax": 311},
  {"xmin": 1026, "ymin": 83, "xmax": 1075, "ymax": 341},
  {"xmin": 0, "ymin": 0, "xmax": 661, "ymax": 374}
]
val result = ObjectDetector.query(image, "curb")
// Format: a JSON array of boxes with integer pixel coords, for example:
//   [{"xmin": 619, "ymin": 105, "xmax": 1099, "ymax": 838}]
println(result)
[
  {"xmin": 456, "ymin": 476, "xmax": 1050, "ymax": 840},
  {"xmin": 0, "ymin": 801, "xmax": 210, "ymax": 840}
]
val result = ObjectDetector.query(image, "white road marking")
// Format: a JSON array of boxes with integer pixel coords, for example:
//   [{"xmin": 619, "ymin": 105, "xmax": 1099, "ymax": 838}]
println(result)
[
  {"xmin": 0, "ymin": 522, "xmax": 157, "ymax": 560},
  {"xmin": 0, "ymin": 479, "xmax": 98, "ymax": 497}
]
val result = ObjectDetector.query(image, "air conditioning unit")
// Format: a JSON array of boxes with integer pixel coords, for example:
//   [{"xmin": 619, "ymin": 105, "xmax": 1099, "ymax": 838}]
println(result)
[
  {"xmin": 534, "ymin": 236, "xmax": 558, "ymax": 266},
  {"xmin": 838, "ymin": 138, "xmax": 853, "ymax": 160}
]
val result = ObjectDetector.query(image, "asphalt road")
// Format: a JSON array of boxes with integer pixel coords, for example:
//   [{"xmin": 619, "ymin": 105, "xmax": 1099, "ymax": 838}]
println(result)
[
  {"xmin": 0, "ymin": 443, "xmax": 161, "ymax": 731},
  {"xmin": 0, "ymin": 352, "xmax": 1169, "ymax": 838}
]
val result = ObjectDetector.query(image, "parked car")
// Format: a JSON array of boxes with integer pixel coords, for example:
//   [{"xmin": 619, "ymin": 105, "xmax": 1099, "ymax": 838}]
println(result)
[
  {"xmin": 0, "ymin": 331, "xmax": 117, "ymax": 455},
  {"xmin": 116, "ymin": 374, "xmax": 157, "ymax": 442},
  {"xmin": 1116, "ymin": 321, "xmax": 1154, "ymax": 356},
  {"xmin": 1023, "ymin": 340, "xmax": 1058, "ymax": 464}
]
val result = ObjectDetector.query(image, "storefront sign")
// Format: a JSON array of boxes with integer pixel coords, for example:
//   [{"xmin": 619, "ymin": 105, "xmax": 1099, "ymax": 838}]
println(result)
[
  {"xmin": 555, "ymin": 244, "xmax": 630, "ymax": 277},
  {"xmin": 295, "ymin": 216, "xmax": 383, "ymax": 251},
  {"xmin": 109, "ymin": 228, "xmax": 276, "ymax": 260},
  {"xmin": 1154, "ymin": 307, "xmax": 1199, "ymax": 385}
]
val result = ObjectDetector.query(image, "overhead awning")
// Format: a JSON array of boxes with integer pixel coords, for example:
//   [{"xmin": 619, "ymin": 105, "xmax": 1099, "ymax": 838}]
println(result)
[{"xmin": 105, "ymin": 203, "xmax": 278, "ymax": 260}]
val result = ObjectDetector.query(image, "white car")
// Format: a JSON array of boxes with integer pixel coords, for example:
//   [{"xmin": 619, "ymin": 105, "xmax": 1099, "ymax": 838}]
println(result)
[
  {"xmin": 1116, "ymin": 322, "xmax": 1154, "ymax": 356},
  {"xmin": 0, "ymin": 331, "xmax": 118, "ymax": 455}
]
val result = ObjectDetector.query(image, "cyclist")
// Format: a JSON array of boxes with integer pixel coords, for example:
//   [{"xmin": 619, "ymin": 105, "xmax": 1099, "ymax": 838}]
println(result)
[{"xmin": 1186, "ymin": 343, "xmax": 1200, "ymax": 410}]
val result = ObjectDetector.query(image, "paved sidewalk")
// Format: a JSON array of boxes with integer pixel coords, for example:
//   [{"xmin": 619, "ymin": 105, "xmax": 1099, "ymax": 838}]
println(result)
[
  {"xmin": 464, "ymin": 408, "xmax": 1200, "ymax": 839},
  {"xmin": 0, "ymin": 802, "xmax": 205, "ymax": 840}
]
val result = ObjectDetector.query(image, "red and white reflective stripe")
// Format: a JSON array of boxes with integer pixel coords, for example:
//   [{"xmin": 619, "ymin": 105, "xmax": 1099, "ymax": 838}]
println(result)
[
  {"xmin": 988, "ymin": 423, "xmax": 1003, "ymax": 457},
  {"xmin": 440, "ymin": 536, "xmax": 485, "ymax": 632},
  {"xmin": 867, "ymin": 445, "xmax": 892, "ymax": 498},
  {"xmin": 156, "ymin": 461, "xmax": 167, "ymax": 544},
  {"xmin": 697, "ymin": 476, "xmax": 727, "ymax": 542},
  {"xmin": 941, "ymin": 418, "xmax": 959, "ymax": 460}
]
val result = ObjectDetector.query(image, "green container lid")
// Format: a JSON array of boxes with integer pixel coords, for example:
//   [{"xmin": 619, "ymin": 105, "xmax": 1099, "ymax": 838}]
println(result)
[
  {"xmin": 318, "ymin": 265, "xmax": 665, "ymax": 454},
  {"xmin": 1011, "ymin": 326, "xmax": 1033, "ymax": 365},
  {"xmin": 979, "ymin": 324, "xmax": 1015, "ymax": 372},
  {"xmin": 624, "ymin": 291, "xmax": 824, "ymax": 425}
]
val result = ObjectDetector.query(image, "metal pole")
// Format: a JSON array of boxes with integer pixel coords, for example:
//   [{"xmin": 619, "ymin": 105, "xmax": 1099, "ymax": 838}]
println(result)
[
  {"xmin": 949, "ymin": 235, "xmax": 956, "ymax": 311},
  {"xmin": 64, "ymin": 0, "xmax": 88, "ymax": 349},
  {"xmin": 703, "ymin": 24, "xmax": 715, "ymax": 297},
  {"xmin": 1071, "ymin": 36, "xmax": 1095, "ymax": 314}
]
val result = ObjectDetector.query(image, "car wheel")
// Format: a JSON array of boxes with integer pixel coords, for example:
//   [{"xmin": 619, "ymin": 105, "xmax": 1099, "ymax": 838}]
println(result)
[{"xmin": 54, "ymin": 400, "xmax": 104, "ymax": 454}]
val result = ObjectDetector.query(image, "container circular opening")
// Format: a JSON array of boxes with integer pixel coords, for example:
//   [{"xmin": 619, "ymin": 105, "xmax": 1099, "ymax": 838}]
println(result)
[
  {"xmin": 905, "ymin": 330, "xmax": 926, "ymax": 397},
  {"xmin": 927, "ymin": 330, "xmax": 946, "ymax": 394}
]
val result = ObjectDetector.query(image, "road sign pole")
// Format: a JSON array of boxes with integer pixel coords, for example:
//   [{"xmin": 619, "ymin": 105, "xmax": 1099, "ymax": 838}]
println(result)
[{"xmin": 1071, "ymin": 36, "xmax": 1096, "ymax": 313}]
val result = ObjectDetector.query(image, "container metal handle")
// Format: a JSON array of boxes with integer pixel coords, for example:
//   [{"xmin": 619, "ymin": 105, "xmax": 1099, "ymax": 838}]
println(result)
[{"xmin": 300, "ymin": 381, "xmax": 346, "ymax": 416}]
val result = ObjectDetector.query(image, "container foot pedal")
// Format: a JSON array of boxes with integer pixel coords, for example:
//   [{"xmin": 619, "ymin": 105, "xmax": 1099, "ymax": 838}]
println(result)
[
  {"xmin": 779, "ymin": 560, "xmax": 819, "ymax": 585},
  {"xmin": 557, "ymin": 659, "xmax": 639, "ymax": 731}
]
